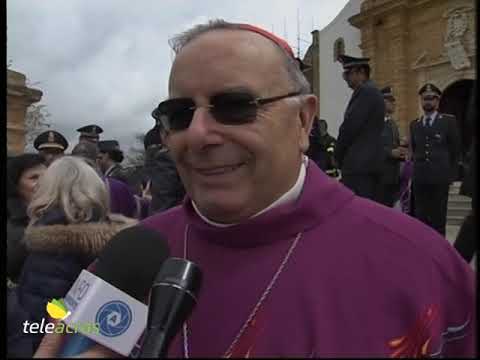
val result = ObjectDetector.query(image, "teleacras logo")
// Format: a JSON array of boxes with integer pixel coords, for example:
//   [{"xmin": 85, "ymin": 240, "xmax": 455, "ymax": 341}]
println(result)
[
  {"xmin": 95, "ymin": 300, "xmax": 133, "ymax": 337},
  {"xmin": 46, "ymin": 298, "xmax": 71, "ymax": 320},
  {"xmin": 22, "ymin": 298, "xmax": 99, "ymax": 335}
]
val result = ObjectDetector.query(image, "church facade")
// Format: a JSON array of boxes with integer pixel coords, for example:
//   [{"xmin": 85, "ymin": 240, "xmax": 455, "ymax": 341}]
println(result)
[
  {"xmin": 350, "ymin": 0, "xmax": 476, "ymax": 157},
  {"xmin": 303, "ymin": 0, "xmax": 475, "ymax": 158}
]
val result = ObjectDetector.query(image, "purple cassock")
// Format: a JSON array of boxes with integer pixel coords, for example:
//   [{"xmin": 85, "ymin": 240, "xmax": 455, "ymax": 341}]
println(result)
[
  {"xmin": 142, "ymin": 162, "xmax": 475, "ymax": 358},
  {"xmin": 104, "ymin": 177, "xmax": 136, "ymax": 218},
  {"xmin": 398, "ymin": 159, "xmax": 414, "ymax": 215}
]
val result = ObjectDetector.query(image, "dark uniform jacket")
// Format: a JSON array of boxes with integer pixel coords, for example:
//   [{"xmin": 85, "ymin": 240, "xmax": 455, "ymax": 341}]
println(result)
[
  {"xmin": 144, "ymin": 148, "xmax": 186, "ymax": 214},
  {"xmin": 7, "ymin": 197, "xmax": 30, "ymax": 284},
  {"xmin": 380, "ymin": 117, "xmax": 401, "ymax": 184},
  {"xmin": 335, "ymin": 80, "xmax": 385, "ymax": 175},
  {"xmin": 410, "ymin": 113, "xmax": 460, "ymax": 184},
  {"xmin": 460, "ymin": 140, "xmax": 474, "ymax": 199}
]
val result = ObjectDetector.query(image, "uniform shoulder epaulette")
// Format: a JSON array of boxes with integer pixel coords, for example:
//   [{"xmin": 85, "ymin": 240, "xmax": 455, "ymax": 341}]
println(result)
[{"xmin": 440, "ymin": 113, "xmax": 456, "ymax": 120}]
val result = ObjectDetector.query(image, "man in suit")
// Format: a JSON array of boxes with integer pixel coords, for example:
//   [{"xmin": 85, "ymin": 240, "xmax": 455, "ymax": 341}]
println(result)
[
  {"xmin": 410, "ymin": 83, "xmax": 461, "ymax": 236},
  {"xmin": 377, "ymin": 86, "xmax": 406, "ymax": 207},
  {"xmin": 335, "ymin": 54, "xmax": 385, "ymax": 200},
  {"xmin": 71, "ymin": 141, "xmax": 137, "ymax": 218}
]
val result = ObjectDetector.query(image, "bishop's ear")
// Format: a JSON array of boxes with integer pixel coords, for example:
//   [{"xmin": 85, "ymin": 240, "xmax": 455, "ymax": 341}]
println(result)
[{"xmin": 298, "ymin": 94, "xmax": 318, "ymax": 153}]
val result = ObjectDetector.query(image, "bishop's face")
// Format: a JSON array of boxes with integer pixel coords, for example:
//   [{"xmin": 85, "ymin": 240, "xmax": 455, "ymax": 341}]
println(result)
[{"xmin": 163, "ymin": 29, "xmax": 316, "ymax": 224}]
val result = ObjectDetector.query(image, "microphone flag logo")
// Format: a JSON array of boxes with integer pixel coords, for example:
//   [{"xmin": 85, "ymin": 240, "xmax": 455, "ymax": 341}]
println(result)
[{"xmin": 95, "ymin": 300, "xmax": 133, "ymax": 337}]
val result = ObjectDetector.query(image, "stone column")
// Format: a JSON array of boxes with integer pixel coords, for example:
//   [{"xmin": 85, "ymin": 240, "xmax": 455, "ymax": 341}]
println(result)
[
  {"xmin": 7, "ymin": 70, "xmax": 43, "ymax": 155},
  {"xmin": 389, "ymin": 24, "xmax": 409, "ymax": 137},
  {"xmin": 360, "ymin": 24, "xmax": 376, "ymax": 78}
]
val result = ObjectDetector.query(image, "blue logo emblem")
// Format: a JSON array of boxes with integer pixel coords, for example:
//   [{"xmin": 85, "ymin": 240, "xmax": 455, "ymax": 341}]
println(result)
[{"xmin": 95, "ymin": 301, "xmax": 132, "ymax": 337}]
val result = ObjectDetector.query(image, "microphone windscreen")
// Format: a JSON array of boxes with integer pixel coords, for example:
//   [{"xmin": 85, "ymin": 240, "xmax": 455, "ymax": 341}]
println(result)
[{"xmin": 94, "ymin": 225, "xmax": 170, "ymax": 301}]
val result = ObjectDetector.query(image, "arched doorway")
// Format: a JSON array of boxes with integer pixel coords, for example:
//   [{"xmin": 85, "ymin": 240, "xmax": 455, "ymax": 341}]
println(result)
[{"xmin": 439, "ymin": 79, "xmax": 475, "ymax": 177}]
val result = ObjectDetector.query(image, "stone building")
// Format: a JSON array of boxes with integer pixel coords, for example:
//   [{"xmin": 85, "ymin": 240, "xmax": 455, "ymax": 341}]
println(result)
[
  {"xmin": 304, "ymin": 0, "xmax": 475, "ymax": 160},
  {"xmin": 7, "ymin": 69, "xmax": 43, "ymax": 155},
  {"xmin": 350, "ymin": 0, "xmax": 476, "ymax": 158}
]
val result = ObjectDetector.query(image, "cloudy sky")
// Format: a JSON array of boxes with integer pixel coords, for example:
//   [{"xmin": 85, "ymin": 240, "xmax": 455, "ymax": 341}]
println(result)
[{"xmin": 7, "ymin": 0, "xmax": 349, "ymax": 153}]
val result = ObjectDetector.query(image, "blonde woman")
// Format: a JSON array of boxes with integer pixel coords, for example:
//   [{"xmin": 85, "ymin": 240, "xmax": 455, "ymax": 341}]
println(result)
[{"xmin": 7, "ymin": 156, "xmax": 137, "ymax": 357}]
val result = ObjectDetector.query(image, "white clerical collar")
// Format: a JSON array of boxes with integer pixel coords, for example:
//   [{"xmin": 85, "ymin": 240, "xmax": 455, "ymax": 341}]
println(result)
[{"xmin": 192, "ymin": 155, "xmax": 309, "ymax": 227}]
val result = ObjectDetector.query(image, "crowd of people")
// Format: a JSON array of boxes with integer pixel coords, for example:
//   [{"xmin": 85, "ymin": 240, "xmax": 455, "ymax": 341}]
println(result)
[
  {"xmin": 7, "ymin": 121, "xmax": 186, "ymax": 356},
  {"xmin": 7, "ymin": 19, "xmax": 476, "ymax": 358}
]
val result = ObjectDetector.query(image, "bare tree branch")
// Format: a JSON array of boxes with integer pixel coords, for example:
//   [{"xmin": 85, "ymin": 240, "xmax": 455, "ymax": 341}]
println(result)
[
  {"xmin": 24, "ymin": 104, "xmax": 51, "ymax": 152},
  {"xmin": 124, "ymin": 133, "xmax": 146, "ymax": 167}
]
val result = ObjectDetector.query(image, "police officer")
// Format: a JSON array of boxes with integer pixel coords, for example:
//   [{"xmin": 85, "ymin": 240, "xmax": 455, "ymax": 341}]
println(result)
[
  {"xmin": 377, "ymin": 86, "xmax": 406, "ymax": 207},
  {"xmin": 77, "ymin": 124, "xmax": 103, "ymax": 144},
  {"xmin": 410, "ymin": 83, "xmax": 461, "ymax": 236},
  {"xmin": 335, "ymin": 54, "xmax": 385, "ymax": 200},
  {"xmin": 33, "ymin": 130, "xmax": 69, "ymax": 166}
]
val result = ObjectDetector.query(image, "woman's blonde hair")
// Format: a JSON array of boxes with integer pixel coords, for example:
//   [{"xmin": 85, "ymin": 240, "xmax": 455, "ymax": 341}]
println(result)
[{"xmin": 28, "ymin": 156, "xmax": 110, "ymax": 224}]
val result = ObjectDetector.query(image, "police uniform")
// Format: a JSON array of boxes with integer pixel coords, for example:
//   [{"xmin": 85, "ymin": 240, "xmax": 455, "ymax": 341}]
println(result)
[
  {"xmin": 410, "ymin": 83, "xmax": 461, "ymax": 236},
  {"xmin": 335, "ymin": 54, "xmax": 386, "ymax": 200},
  {"xmin": 77, "ymin": 124, "xmax": 103, "ymax": 144},
  {"xmin": 33, "ymin": 131, "xmax": 69, "ymax": 165},
  {"xmin": 33, "ymin": 130, "xmax": 69, "ymax": 152},
  {"xmin": 377, "ymin": 86, "xmax": 402, "ymax": 207}
]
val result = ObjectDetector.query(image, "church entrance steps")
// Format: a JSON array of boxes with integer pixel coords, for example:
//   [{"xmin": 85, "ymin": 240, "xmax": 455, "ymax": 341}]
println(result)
[{"xmin": 447, "ymin": 181, "xmax": 471, "ymax": 227}]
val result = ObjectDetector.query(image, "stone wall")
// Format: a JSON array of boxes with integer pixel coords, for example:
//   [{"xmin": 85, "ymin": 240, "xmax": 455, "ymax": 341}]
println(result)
[{"xmin": 7, "ymin": 69, "xmax": 43, "ymax": 155}]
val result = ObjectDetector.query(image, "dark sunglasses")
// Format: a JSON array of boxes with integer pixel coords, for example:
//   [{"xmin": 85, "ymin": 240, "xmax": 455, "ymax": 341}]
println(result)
[
  {"xmin": 422, "ymin": 96, "xmax": 437, "ymax": 101},
  {"xmin": 151, "ymin": 90, "xmax": 301, "ymax": 132}
]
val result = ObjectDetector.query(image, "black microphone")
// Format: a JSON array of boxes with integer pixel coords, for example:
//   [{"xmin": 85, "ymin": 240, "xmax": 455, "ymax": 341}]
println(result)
[
  {"xmin": 59, "ymin": 225, "xmax": 170, "ymax": 357},
  {"xmin": 139, "ymin": 257, "xmax": 202, "ymax": 358}
]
